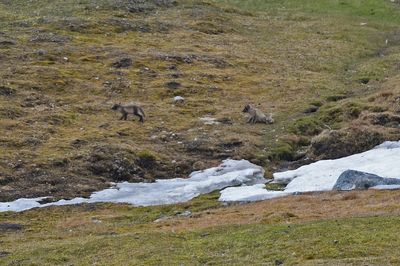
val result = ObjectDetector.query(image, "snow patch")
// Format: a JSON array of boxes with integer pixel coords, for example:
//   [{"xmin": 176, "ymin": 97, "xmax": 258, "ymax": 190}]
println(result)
[
  {"xmin": 222, "ymin": 141, "xmax": 400, "ymax": 202},
  {"xmin": 371, "ymin": 185, "xmax": 400, "ymax": 190},
  {"xmin": 273, "ymin": 141, "xmax": 400, "ymax": 192},
  {"xmin": 0, "ymin": 159, "xmax": 266, "ymax": 212},
  {"xmin": 2, "ymin": 141, "xmax": 400, "ymax": 212},
  {"xmin": 219, "ymin": 184, "xmax": 289, "ymax": 202},
  {"xmin": 0, "ymin": 197, "xmax": 47, "ymax": 213}
]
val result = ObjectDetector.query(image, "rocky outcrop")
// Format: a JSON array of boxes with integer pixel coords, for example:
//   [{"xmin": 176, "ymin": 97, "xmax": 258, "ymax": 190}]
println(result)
[{"xmin": 333, "ymin": 170, "xmax": 400, "ymax": 190}]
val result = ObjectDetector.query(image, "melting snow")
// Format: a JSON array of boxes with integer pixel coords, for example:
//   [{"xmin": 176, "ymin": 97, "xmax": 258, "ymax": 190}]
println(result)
[
  {"xmin": 273, "ymin": 140, "xmax": 400, "ymax": 192},
  {"xmin": 0, "ymin": 197, "xmax": 46, "ymax": 212},
  {"xmin": 219, "ymin": 184, "xmax": 289, "ymax": 202},
  {"xmin": 0, "ymin": 159, "xmax": 266, "ymax": 212},
  {"xmin": 2, "ymin": 141, "xmax": 400, "ymax": 212},
  {"xmin": 371, "ymin": 185, "xmax": 400, "ymax": 190},
  {"xmin": 218, "ymin": 140, "xmax": 400, "ymax": 202}
]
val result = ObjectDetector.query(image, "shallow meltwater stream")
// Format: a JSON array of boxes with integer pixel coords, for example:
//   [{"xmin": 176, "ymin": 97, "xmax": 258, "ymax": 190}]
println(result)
[{"xmin": 2, "ymin": 141, "xmax": 400, "ymax": 212}]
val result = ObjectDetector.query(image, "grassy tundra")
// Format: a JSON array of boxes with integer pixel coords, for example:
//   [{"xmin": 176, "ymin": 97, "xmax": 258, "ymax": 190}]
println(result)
[{"xmin": 1, "ymin": 0, "xmax": 400, "ymax": 264}]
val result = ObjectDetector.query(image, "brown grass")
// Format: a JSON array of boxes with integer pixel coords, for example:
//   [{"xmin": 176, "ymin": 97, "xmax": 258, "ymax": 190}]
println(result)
[{"xmin": 155, "ymin": 190, "xmax": 400, "ymax": 232}]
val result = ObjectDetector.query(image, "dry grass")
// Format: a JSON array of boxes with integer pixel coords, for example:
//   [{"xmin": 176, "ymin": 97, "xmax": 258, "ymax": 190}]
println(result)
[{"xmin": 155, "ymin": 190, "xmax": 400, "ymax": 232}]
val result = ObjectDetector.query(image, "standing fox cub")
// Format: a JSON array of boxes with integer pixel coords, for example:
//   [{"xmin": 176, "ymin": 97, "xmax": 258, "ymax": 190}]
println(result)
[
  {"xmin": 112, "ymin": 103, "xmax": 145, "ymax": 123},
  {"xmin": 242, "ymin": 104, "xmax": 274, "ymax": 124}
]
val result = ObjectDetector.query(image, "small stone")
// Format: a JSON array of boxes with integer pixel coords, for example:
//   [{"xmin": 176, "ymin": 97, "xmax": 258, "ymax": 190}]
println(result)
[
  {"xmin": 176, "ymin": 211, "xmax": 192, "ymax": 217},
  {"xmin": 360, "ymin": 77, "xmax": 370, "ymax": 84},
  {"xmin": 112, "ymin": 58, "xmax": 133, "ymax": 68},
  {"xmin": 92, "ymin": 218, "xmax": 102, "ymax": 224},
  {"xmin": 37, "ymin": 49, "xmax": 47, "ymax": 56},
  {"xmin": 173, "ymin": 96, "xmax": 185, "ymax": 104},
  {"xmin": 168, "ymin": 65, "xmax": 177, "ymax": 70}
]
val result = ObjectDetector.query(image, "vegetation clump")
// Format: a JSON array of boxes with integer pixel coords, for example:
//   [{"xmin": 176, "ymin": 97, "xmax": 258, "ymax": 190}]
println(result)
[
  {"xmin": 309, "ymin": 128, "xmax": 384, "ymax": 160},
  {"xmin": 136, "ymin": 150, "xmax": 158, "ymax": 169}
]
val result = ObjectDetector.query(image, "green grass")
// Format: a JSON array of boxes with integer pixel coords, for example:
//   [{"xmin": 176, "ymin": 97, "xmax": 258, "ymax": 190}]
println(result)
[
  {"xmin": 2, "ymin": 208, "xmax": 400, "ymax": 265},
  {"xmin": 216, "ymin": 0, "xmax": 400, "ymax": 24}
]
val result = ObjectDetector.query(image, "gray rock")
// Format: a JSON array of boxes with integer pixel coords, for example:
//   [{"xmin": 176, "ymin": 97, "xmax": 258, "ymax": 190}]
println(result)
[
  {"xmin": 176, "ymin": 211, "xmax": 192, "ymax": 217},
  {"xmin": 37, "ymin": 49, "xmax": 47, "ymax": 56},
  {"xmin": 112, "ymin": 58, "xmax": 133, "ymax": 68},
  {"xmin": 333, "ymin": 170, "xmax": 400, "ymax": 190}
]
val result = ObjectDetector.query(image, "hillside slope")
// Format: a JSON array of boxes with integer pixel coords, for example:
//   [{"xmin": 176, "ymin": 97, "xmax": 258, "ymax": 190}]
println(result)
[{"xmin": 1, "ymin": 0, "xmax": 400, "ymax": 202}]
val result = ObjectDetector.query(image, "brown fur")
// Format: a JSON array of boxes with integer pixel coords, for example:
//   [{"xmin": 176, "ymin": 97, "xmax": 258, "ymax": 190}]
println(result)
[
  {"xmin": 112, "ymin": 103, "xmax": 145, "ymax": 123},
  {"xmin": 242, "ymin": 104, "xmax": 274, "ymax": 124}
]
